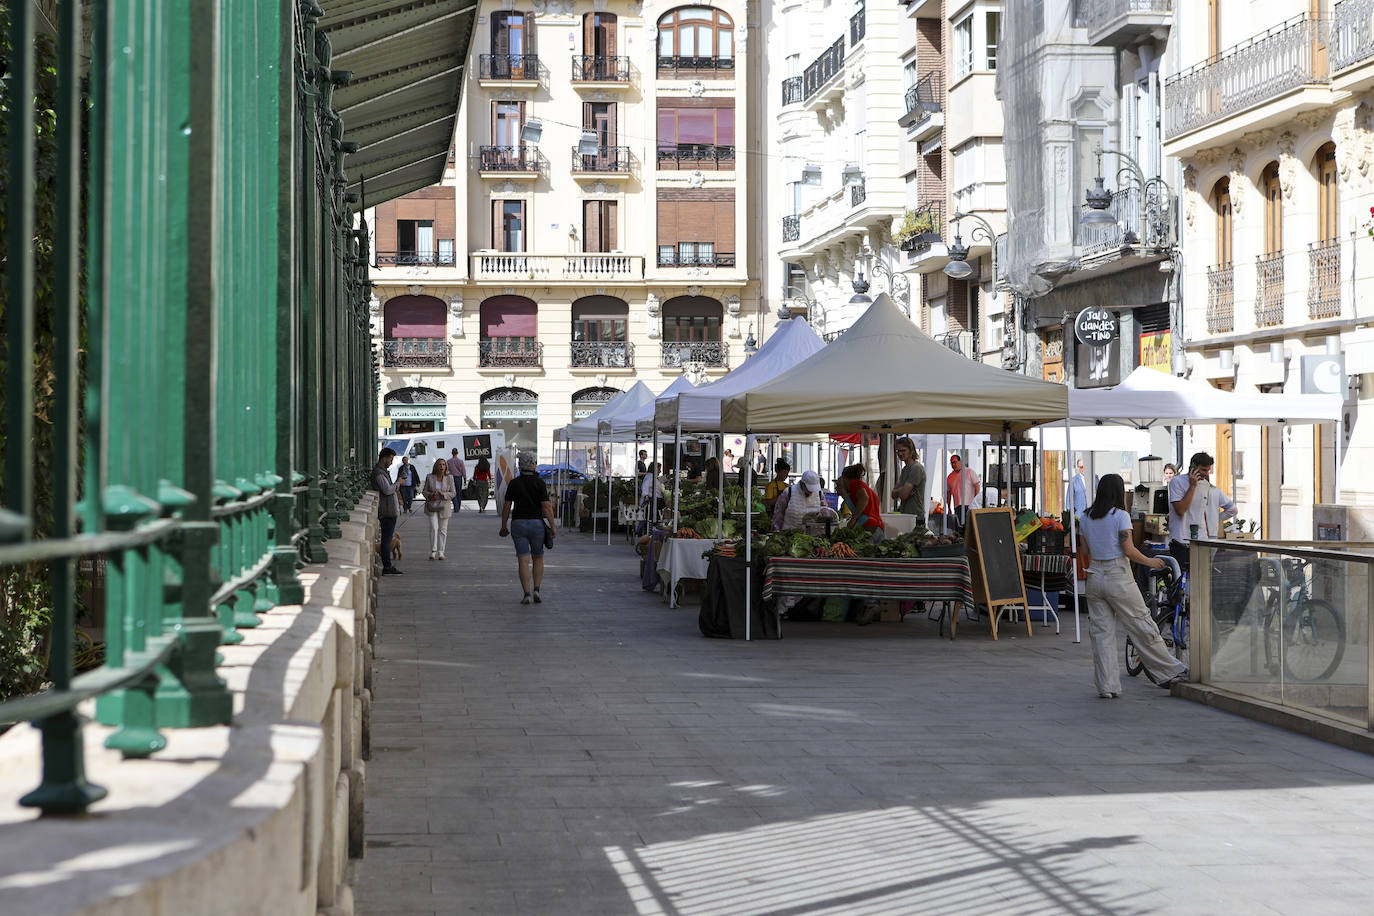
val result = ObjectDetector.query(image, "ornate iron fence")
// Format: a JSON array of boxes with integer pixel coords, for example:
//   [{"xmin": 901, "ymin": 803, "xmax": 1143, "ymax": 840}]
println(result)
[
  {"xmin": 0, "ymin": 0, "xmax": 372, "ymax": 813},
  {"xmin": 849, "ymin": 179, "xmax": 867, "ymax": 207},
  {"xmin": 1077, "ymin": 0, "xmax": 1173, "ymax": 35},
  {"xmin": 572, "ymin": 146, "xmax": 631, "ymax": 173},
  {"xmin": 1206, "ymin": 263, "xmax": 1236, "ymax": 333},
  {"xmin": 781, "ymin": 76, "xmax": 804, "ymax": 106},
  {"xmin": 375, "ymin": 250, "xmax": 457, "ymax": 267},
  {"xmin": 901, "ymin": 70, "xmax": 943, "ymax": 123},
  {"xmin": 656, "ymin": 251, "xmax": 737, "ymax": 268},
  {"xmin": 478, "ymin": 145, "xmax": 538, "ymax": 171},
  {"xmin": 898, "ymin": 200, "xmax": 944, "ymax": 253},
  {"xmin": 850, "ymin": 6, "xmax": 866, "ymax": 45},
  {"xmin": 1165, "ymin": 14, "xmax": 1329, "ymax": 139},
  {"xmin": 656, "ymin": 144, "xmax": 735, "ymax": 170},
  {"xmin": 782, "ymin": 215, "xmax": 801, "ymax": 243},
  {"xmin": 572, "ymin": 55, "xmax": 630, "ymax": 81},
  {"xmin": 939, "ymin": 330, "xmax": 975, "ymax": 360},
  {"xmin": 479, "ymin": 339, "xmax": 544, "ymax": 368},
  {"xmin": 1334, "ymin": 0, "xmax": 1374, "ymax": 71},
  {"xmin": 571, "ymin": 341, "xmax": 635, "ymax": 368},
  {"xmin": 1256, "ymin": 253, "xmax": 1285, "ymax": 327},
  {"xmin": 384, "ymin": 338, "xmax": 451, "ymax": 367},
  {"xmin": 657, "ymin": 56, "xmax": 734, "ymax": 77},
  {"xmin": 661, "ymin": 341, "xmax": 729, "ymax": 368},
  {"xmin": 1308, "ymin": 240, "xmax": 1342, "ymax": 319},
  {"xmin": 803, "ymin": 37, "xmax": 845, "ymax": 100},
  {"xmin": 479, "ymin": 53, "xmax": 539, "ymax": 80}
]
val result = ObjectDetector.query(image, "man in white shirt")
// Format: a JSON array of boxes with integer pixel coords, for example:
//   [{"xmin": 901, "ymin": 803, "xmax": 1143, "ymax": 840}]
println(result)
[
  {"xmin": 1168, "ymin": 450, "xmax": 1236, "ymax": 570},
  {"xmin": 944, "ymin": 455, "xmax": 981, "ymax": 529}
]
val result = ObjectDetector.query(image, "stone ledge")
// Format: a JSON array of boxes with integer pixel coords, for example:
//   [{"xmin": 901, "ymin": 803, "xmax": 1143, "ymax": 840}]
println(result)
[
  {"xmin": 0, "ymin": 500, "xmax": 379, "ymax": 916},
  {"xmin": 1174, "ymin": 682, "xmax": 1374, "ymax": 755}
]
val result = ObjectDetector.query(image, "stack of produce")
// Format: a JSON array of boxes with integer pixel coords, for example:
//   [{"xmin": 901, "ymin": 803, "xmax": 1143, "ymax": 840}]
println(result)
[{"xmin": 704, "ymin": 525, "xmax": 965, "ymax": 563}]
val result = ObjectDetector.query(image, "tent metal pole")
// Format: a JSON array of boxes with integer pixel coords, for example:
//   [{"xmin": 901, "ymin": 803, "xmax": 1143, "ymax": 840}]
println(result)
[
  {"xmin": 717, "ymin": 433, "xmax": 724, "ymax": 537},
  {"xmin": 592, "ymin": 432, "xmax": 600, "ymax": 541},
  {"xmin": 745, "ymin": 429, "xmax": 753, "ymax": 641},
  {"xmin": 672, "ymin": 420, "xmax": 682, "ymax": 531},
  {"xmin": 652, "ymin": 428, "xmax": 660, "ymax": 527},
  {"xmin": 1335, "ymin": 418, "xmax": 1344, "ymax": 501},
  {"xmin": 1066, "ymin": 418, "xmax": 1081, "ymax": 644}
]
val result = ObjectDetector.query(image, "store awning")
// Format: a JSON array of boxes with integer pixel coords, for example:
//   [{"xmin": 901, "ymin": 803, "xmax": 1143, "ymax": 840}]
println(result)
[{"xmin": 323, "ymin": 0, "xmax": 477, "ymax": 208}]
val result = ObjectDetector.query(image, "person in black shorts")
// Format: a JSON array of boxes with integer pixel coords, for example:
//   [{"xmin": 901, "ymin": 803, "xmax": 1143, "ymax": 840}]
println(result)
[{"xmin": 499, "ymin": 451, "xmax": 557, "ymax": 604}]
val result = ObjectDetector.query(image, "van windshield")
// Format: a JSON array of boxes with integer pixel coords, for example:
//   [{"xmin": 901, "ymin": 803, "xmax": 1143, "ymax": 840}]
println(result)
[{"xmin": 382, "ymin": 439, "xmax": 408, "ymax": 454}]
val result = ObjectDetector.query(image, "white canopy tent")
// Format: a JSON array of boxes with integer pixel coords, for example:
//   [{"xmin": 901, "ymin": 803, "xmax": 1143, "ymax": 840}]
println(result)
[
  {"xmin": 553, "ymin": 383, "xmax": 645, "ymax": 444},
  {"xmin": 720, "ymin": 294, "xmax": 1075, "ymax": 640}
]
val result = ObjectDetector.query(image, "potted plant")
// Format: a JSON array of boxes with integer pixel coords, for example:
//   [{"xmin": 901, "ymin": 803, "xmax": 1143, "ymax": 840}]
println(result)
[
  {"xmin": 896, "ymin": 208, "xmax": 939, "ymax": 250},
  {"xmin": 1222, "ymin": 517, "xmax": 1259, "ymax": 540}
]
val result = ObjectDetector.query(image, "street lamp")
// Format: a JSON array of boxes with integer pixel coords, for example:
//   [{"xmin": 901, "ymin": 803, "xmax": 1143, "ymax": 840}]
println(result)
[
  {"xmin": 1079, "ymin": 146, "xmax": 1174, "ymax": 246},
  {"xmin": 743, "ymin": 329, "xmax": 758, "ymax": 356},
  {"xmin": 848, "ymin": 271, "xmax": 872, "ymax": 306},
  {"xmin": 942, "ymin": 211, "xmax": 997, "ymax": 282}
]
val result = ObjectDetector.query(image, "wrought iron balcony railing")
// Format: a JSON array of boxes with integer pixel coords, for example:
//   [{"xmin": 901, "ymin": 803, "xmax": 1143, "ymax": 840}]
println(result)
[
  {"xmin": 657, "ymin": 55, "xmax": 735, "ymax": 77},
  {"xmin": 782, "ymin": 214, "xmax": 800, "ymax": 243},
  {"xmin": 479, "ymin": 53, "xmax": 540, "ymax": 80},
  {"xmin": 803, "ymin": 37, "xmax": 845, "ymax": 101},
  {"xmin": 656, "ymin": 251, "xmax": 737, "ymax": 268},
  {"xmin": 1256, "ymin": 253, "xmax": 1285, "ymax": 327},
  {"xmin": 477, "ymin": 145, "xmax": 538, "ymax": 171},
  {"xmin": 383, "ymin": 338, "xmax": 451, "ymax": 368},
  {"xmin": 656, "ymin": 144, "xmax": 735, "ymax": 170},
  {"xmin": 1206, "ymin": 263, "xmax": 1235, "ymax": 333},
  {"xmin": 572, "ymin": 55, "xmax": 630, "ymax": 82},
  {"xmin": 479, "ymin": 339, "xmax": 543, "ymax": 368},
  {"xmin": 850, "ymin": 6, "xmax": 866, "ymax": 46},
  {"xmin": 1077, "ymin": 0, "xmax": 1173, "ymax": 36},
  {"xmin": 572, "ymin": 146, "xmax": 631, "ymax": 173},
  {"xmin": 849, "ymin": 179, "xmax": 866, "ymax": 207},
  {"xmin": 939, "ymin": 330, "xmax": 975, "ymax": 360},
  {"xmin": 900, "ymin": 70, "xmax": 943, "ymax": 125},
  {"xmin": 375, "ymin": 250, "xmax": 457, "ymax": 267},
  {"xmin": 1334, "ymin": 0, "xmax": 1374, "ymax": 71},
  {"xmin": 897, "ymin": 200, "xmax": 944, "ymax": 253},
  {"xmin": 1165, "ymin": 14, "xmax": 1329, "ymax": 139},
  {"xmin": 661, "ymin": 340, "xmax": 729, "ymax": 368},
  {"xmin": 1309, "ymin": 240, "xmax": 1342, "ymax": 319},
  {"xmin": 781, "ymin": 76, "xmax": 804, "ymax": 106},
  {"xmin": 571, "ymin": 340, "xmax": 635, "ymax": 368}
]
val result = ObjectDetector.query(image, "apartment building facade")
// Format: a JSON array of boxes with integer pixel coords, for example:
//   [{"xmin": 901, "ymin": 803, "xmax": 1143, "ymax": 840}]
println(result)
[
  {"xmin": 1166, "ymin": 0, "xmax": 1374, "ymax": 536},
  {"xmin": 369, "ymin": 0, "xmax": 763, "ymax": 460}
]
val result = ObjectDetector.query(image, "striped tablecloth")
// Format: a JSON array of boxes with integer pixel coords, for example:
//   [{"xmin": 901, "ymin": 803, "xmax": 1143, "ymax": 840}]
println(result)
[
  {"xmin": 763, "ymin": 556, "xmax": 974, "ymax": 608},
  {"xmin": 1021, "ymin": 552, "xmax": 1072, "ymax": 593}
]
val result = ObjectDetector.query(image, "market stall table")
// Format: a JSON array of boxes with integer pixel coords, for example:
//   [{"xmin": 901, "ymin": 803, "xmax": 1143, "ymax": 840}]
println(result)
[
  {"xmin": 1019, "ymin": 552, "xmax": 1074, "ymax": 633},
  {"xmin": 658, "ymin": 537, "xmax": 727, "ymax": 607},
  {"xmin": 884, "ymin": 513, "xmax": 926, "ymax": 536},
  {"xmin": 763, "ymin": 556, "xmax": 976, "ymax": 638}
]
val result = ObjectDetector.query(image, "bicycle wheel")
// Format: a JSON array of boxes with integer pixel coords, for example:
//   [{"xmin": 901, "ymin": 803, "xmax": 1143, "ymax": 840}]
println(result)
[
  {"xmin": 1283, "ymin": 599, "xmax": 1345, "ymax": 682},
  {"xmin": 1262, "ymin": 593, "xmax": 1282, "ymax": 675},
  {"xmin": 1171, "ymin": 612, "xmax": 1189, "ymax": 670},
  {"xmin": 1125, "ymin": 636, "xmax": 1144, "ymax": 678}
]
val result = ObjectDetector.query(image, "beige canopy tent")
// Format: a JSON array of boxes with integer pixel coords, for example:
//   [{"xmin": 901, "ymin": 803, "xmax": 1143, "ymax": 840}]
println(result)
[
  {"xmin": 720, "ymin": 294, "xmax": 1070, "ymax": 435},
  {"xmin": 720, "ymin": 294, "xmax": 1079, "ymax": 641}
]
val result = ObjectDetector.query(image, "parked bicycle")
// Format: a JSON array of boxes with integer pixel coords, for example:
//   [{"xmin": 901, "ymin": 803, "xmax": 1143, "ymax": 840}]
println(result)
[
  {"xmin": 1126, "ymin": 555, "xmax": 1187, "ymax": 684},
  {"xmin": 1260, "ymin": 555, "xmax": 1345, "ymax": 682}
]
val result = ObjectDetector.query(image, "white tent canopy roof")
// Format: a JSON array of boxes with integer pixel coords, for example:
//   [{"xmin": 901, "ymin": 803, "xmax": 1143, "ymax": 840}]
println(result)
[
  {"xmin": 609, "ymin": 374, "xmax": 697, "ymax": 439},
  {"xmin": 720, "ymin": 294, "xmax": 1071, "ymax": 435},
  {"xmin": 1064, "ymin": 366, "xmax": 1342, "ymax": 428},
  {"xmin": 553, "ymin": 384, "xmax": 646, "ymax": 442},
  {"xmin": 588, "ymin": 382, "xmax": 660, "ymax": 442},
  {"xmin": 653, "ymin": 317, "xmax": 826, "ymax": 432}
]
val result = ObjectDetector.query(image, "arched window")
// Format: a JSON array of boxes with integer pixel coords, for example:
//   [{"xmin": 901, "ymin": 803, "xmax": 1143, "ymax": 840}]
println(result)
[
  {"xmin": 1257, "ymin": 162, "xmax": 1283, "ymax": 327},
  {"xmin": 1207, "ymin": 177, "xmax": 1234, "ymax": 334},
  {"xmin": 479, "ymin": 295, "xmax": 541, "ymax": 366},
  {"xmin": 1212, "ymin": 177, "xmax": 1231, "ymax": 266},
  {"xmin": 382, "ymin": 295, "xmax": 449, "ymax": 367},
  {"xmin": 384, "ymin": 386, "xmax": 447, "ymax": 435},
  {"xmin": 480, "ymin": 387, "xmax": 539, "ymax": 453},
  {"xmin": 571, "ymin": 386, "xmax": 619, "ymax": 420},
  {"xmin": 657, "ymin": 8, "xmax": 735, "ymax": 77},
  {"xmin": 660, "ymin": 296, "xmax": 726, "ymax": 367},
  {"xmin": 1311, "ymin": 142, "xmax": 1340, "ymax": 320}
]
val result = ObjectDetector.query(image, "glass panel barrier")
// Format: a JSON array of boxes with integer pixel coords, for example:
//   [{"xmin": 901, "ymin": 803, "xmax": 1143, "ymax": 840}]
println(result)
[{"xmin": 1195, "ymin": 539, "xmax": 1372, "ymax": 730}]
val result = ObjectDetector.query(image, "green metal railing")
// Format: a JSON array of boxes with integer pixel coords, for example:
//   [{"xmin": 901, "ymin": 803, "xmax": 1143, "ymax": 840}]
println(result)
[{"xmin": 0, "ymin": 0, "xmax": 377, "ymax": 814}]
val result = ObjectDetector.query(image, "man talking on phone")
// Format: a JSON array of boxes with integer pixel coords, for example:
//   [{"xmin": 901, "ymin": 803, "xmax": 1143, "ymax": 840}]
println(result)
[{"xmin": 1167, "ymin": 451, "xmax": 1236, "ymax": 571}]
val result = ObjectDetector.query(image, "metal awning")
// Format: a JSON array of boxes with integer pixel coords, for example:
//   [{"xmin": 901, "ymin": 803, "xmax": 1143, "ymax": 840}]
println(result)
[{"xmin": 322, "ymin": 0, "xmax": 476, "ymax": 208}]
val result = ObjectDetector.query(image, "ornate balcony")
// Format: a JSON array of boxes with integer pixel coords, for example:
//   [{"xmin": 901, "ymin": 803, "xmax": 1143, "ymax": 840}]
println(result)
[
  {"xmin": 849, "ymin": 179, "xmax": 866, "ymax": 208},
  {"xmin": 476, "ymin": 145, "xmax": 540, "ymax": 176},
  {"xmin": 1335, "ymin": 0, "xmax": 1374, "ymax": 73},
  {"xmin": 470, "ymin": 253, "xmax": 644, "ymax": 282},
  {"xmin": 656, "ymin": 144, "xmax": 735, "ymax": 170},
  {"xmin": 781, "ymin": 76, "xmax": 804, "ymax": 106},
  {"xmin": 1165, "ymin": 14, "xmax": 1329, "ymax": 140},
  {"xmin": 1308, "ymin": 240, "xmax": 1342, "ymax": 319},
  {"xmin": 570, "ymin": 340, "xmax": 635, "ymax": 369},
  {"xmin": 479, "ymin": 339, "xmax": 543, "ymax": 368},
  {"xmin": 383, "ymin": 338, "xmax": 450, "ymax": 368},
  {"xmin": 899, "ymin": 70, "xmax": 943, "ymax": 140},
  {"xmin": 656, "ymin": 251, "xmax": 736, "ymax": 268},
  {"xmin": 802, "ymin": 37, "xmax": 844, "ymax": 102},
  {"xmin": 375, "ymin": 250, "xmax": 457, "ymax": 268},
  {"xmin": 1206, "ymin": 263, "xmax": 1235, "ymax": 333},
  {"xmin": 660, "ymin": 340, "xmax": 728, "ymax": 369},
  {"xmin": 657, "ymin": 56, "xmax": 734, "ymax": 79},
  {"xmin": 897, "ymin": 200, "xmax": 944, "ymax": 254},
  {"xmin": 1078, "ymin": 0, "xmax": 1172, "ymax": 47},
  {"xmin": 849, "ymin": 6, "xmax": 866, "ymax": 46},
  {"xmin": 782, "ymin": 214, "xmax": 800, "ymax": 243},
  {"xmin": 939, "ymin": 330, "xmax": 975, "ymax": 360},
  {"xmin": 571, "ymin": 55, "xmax": 630, "ymax": 83},
  {"xmin": 1256, "ymin": 253, "xmax": 1285, "ymax": 328},
  {"xmin": 479, "ymin": 54, "xmax": 539, "ymax": 82},
  {"xmin": 571, "ymin": 146, "xmax": 631, "ymax": 175}
]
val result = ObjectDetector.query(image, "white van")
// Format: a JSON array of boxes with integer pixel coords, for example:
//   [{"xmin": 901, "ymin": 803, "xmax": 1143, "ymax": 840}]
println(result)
[{"xmin": 379, "ymin": 429, "xmax": 508, "ymax": 489}]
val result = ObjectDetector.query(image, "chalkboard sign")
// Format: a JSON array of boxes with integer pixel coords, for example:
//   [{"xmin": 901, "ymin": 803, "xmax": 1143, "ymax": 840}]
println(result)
[{"xmin": 966, "ymin": 507, "xmax": 1031, "ymax": 639}]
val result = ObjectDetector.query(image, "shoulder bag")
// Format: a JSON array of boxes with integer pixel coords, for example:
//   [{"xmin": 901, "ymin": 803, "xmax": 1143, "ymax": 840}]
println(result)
[{"xmin": 542, "ymin": 518, "xmax": 555, "ymax": 550}]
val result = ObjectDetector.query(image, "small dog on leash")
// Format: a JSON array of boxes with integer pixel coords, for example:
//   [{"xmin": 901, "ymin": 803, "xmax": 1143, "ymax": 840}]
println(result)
[{"xmin": 379, "ymin": 533, "xmax": 403, "ymax": 561}]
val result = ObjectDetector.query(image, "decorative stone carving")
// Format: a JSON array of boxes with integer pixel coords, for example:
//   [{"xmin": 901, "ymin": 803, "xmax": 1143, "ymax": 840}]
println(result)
[
  {"xmin": 1183, "ymin": 165, "xmax": 1198, "ymax": 230},
  {"xmin": 592, "ymin": 180, "xmax": 608, "ymax": 194},
  {"xmin": 1278, "ymin": 131, "xmax": 1298, "ymax": 201},
  {"xmin": 1228, "ymin": 149, "xmax": 1247, "ymax": 217},
  {"xmin": 645, "ymin": 294, "xmax": 660, "ymax": 339},
  {"xmin": 725, "ymin": 294, "xmax": 741, "ymax": 338},
  {"xmin": 683, "ymin": 361, "xmax": 708, "ymax": 386},
  {"xmin": 500, "ymin": 180, "xmax": 518, "ymax": 194},
  {"xmin": 1335, "ymin": 106, "xmax": 1358, "ymax": 185},
  {"xmin": 686, "ymin": 284, "xmax": 704, "ymax": 296},
  {"xmin": 406, "ymin": 374, "xmax": 422, "ymax": 389},
  {"xmin": 1296, "ymin": 110, "xmax": 1329, "ymax": 131},
  {"xmin": 504, "ymin": 374, "xmax": 516, "ymax": 388},
  {"xmin": 689, "ymin": 80, "xmax": 705, "ymax": 97},
  {"xmin": 1356, "ymin": 102, "xmax": 1374, "ymax": 182},
  {"xmin": 687, "ymin": 170, "xmax": 705, "ymax": 188},
  {"xmin": 447, "ymin": 295, "xmax": 464, "ymax": 338},
  {"xmin": 736, "ymin": 24, "xmax": 748, "ymax": 51},
  {"xmin": 1241, "ymin": 128, "xmax": 1277, "ymax": 150},
  {"xmin": 368, "ymin": 295, "xmax": 382, "ymax": 337},
  {"xmin": 596, "ymin": 373, "xmax": 608, "ymax": 387},
  {"xmin": 407, "ymin": 284, "xmax": 424, "ymax": 296},
  {"xmin": 593, "ymin": 0, "xmax": 606, "ymax": 10},
  {"xmin": 595, "ymin": 287, "xmax": 606, "ymax": 295},
  {"xmin": 504, "ymin": 287, "xmax": 516, "ymax": 295},
  {"xmin": 1194, "ymin": 147, "xmax": 1225, "ymax": 168}
]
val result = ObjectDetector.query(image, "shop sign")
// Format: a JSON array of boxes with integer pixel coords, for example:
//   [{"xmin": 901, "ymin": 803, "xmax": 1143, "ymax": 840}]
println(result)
[
  {"xmin": 1301, "ymin": 354, "xmax": 1346, "ymax": 395},
  {"xmin": 463, "ymin": 433, "xmax": 493, "ymax": 461},
  {"xmin": 481, "ymin": 404, "xmax": 537, "ymax": 420},
  {"xmin": 387, "ymin": 404, "xmax": 446, "ymax": 419},
  {"xmin": 1075, "ymin": 336, "xmax": 1120, "ymax": 388},
  {"xmin": 1138, "ymin": 330, "xmax": 1171, "ymax": 373},
  {"xmin": 1074, "ymin": 308, "xmax": 1119, "ymax": 346}
]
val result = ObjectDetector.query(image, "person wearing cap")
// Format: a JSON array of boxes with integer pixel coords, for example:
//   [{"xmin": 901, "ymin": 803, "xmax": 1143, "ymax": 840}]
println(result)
[
  {"xmin": 498, "ymin": 451, "xmax": 556, "ymax": 605},
  {"xmin": 773, "ymin": 469, "xmax": 825, "ymax": 531}
]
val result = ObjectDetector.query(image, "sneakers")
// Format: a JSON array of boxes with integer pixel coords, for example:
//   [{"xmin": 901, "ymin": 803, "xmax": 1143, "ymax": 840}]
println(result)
[
  {"xmin": 437, "ymin": 553, "xmax": 445, "ymax": 560},
  {"xmin": 532, "ymin": 588, "xmax": 542, "ymax": 604},
  {"xmin": 521, "ymin": 593, "xmax": 532, "ymax": 605},
  {"xmin": 1098, "ymin": 691, "xmax": 1121, "ymax": 699},
  {"xmin": 429, "ymin": 552, "xmax": 436, "ymax": 561},
  {"xmin": 1162, "ymin": 670, "xmax": 1190, "ymax": 688},
  {"xmin": 381, "ymin": 567, "xmax": 403, "ymax": 576}
]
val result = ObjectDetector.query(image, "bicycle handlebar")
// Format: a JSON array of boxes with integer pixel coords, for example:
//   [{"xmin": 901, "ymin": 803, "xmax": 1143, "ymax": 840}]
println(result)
[{"xmin": 1156, "ymin": 555, "xmax": 1182, "ymax": 581}]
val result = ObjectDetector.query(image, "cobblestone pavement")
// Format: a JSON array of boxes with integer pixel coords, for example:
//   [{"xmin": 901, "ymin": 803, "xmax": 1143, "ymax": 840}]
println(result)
[{"xmin": 355, "ymin": 507, "xmax": 1374, "ymax": 915}]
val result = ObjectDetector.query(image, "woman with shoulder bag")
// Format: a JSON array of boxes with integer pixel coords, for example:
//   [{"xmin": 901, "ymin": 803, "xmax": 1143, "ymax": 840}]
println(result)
[
  {"xmin": 499, "ymin": 451, "xmax": 557, "ymax": 605},
  {"xmin": 422, "ymin": 458, "xmax": 456, "ymax": 560}
]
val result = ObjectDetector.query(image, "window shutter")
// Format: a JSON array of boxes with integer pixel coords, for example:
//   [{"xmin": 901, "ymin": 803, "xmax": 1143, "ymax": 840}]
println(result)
[
  {"xmin": 492, "ymin": 16, "xmax": 509, "ymax": 55},
  {"xmin": 715, "ymin": 200, "xmax": 734, "ymax": 254},
  {"xmin": 524, "ymin": 14, "xmax": 536, "ymax": 53},
  {"xmin": 605, "ymin": 15, "xmax": 618, "ymax": 55},
  {"xmin": 607, "ymin": 201, "xmax": 618, "ymax": 250},
  {"xmin": 679, "ymin": 201, "xmax": 715, "ymax": 244},
  {"xmin": 583, "ymin": 13, "xmax": 595, "ymax": 55},
  {"xmin": 584, "ymin": 201, "xmax": 602, "ymax": 252},
  {"xmin": 657, "ymin": 199, "xmax": 678, "ymax": 247},
  {"xmin": 583, "ymin": 101, "xmax": 594, "ymax": 130}
]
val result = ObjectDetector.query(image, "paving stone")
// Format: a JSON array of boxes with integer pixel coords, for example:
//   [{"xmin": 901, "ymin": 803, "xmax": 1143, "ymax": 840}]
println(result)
[{"xmin": 355, "ymin": 510, "xmax": 1374, "ymax": 915}]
